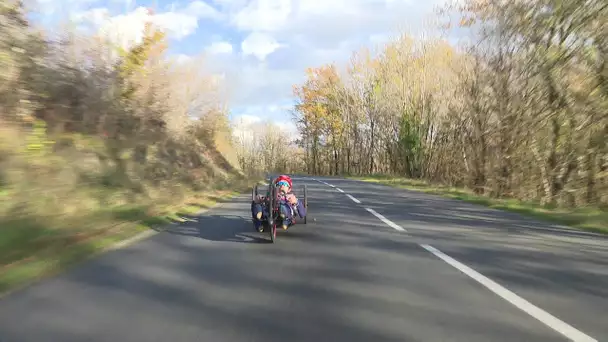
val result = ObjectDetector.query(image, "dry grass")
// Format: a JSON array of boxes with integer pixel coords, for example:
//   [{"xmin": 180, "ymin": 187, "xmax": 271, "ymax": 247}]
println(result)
[
  {"xmin": 0, "ymin": 6, "xmax": 255, "ymax": 297},
  {"xmin": 0, "ymin": 124, "xmax": 258, "ymax": 296}
]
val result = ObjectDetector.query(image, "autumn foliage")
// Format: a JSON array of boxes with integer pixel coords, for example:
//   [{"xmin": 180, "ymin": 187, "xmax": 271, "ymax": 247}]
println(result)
[
  {"xmin": 0, "ymin": 1, "xmax": 243, "ymax": 223},
  {"xmin": 293, "ymin": 0, "xmax": 607, "ymax": 208}
]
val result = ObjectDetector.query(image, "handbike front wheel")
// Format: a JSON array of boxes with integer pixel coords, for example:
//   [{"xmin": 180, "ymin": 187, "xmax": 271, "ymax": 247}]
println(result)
[
  {"xmin": 268, "ymin": 182, "xmax": 277, "ymax": 243},
  {"xmin": 303, "ymin": 184, "xmax": 308, "ymax": 224},
  {"xmin": 269, "ymin": 220, "xmax": 276, "ymax": 243}
]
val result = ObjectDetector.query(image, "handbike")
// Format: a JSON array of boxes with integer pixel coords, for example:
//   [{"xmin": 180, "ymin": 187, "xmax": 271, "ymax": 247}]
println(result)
[{"xmin": 251, "ymin": 178, "xmax": 308, "ymax": 243}]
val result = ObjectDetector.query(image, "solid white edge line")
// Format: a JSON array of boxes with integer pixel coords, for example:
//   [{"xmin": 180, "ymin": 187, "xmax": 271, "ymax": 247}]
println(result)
[
  {"xmin": 419, "ymin": 244, "xmax": 598, "ymax": 342},
  {"xmin": 107, "ymin": 230, "xmax": 158, "ymax": 251},
  {"xmin": 336, "ymin": 188, "xmax": 345, "ymax": 193},
  {"xmin": 346, "ymin": 194, "xmax": 361, "ymax": 204},
  {"xmin": 365, "ymin": 208, "xmax": 406, "ymax": 232}
]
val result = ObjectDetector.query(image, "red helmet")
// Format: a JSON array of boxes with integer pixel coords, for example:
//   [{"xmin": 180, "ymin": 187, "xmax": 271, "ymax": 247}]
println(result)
[{"xmin": 274, "ymin": 174, "xmax": 292, "ymax": 188}]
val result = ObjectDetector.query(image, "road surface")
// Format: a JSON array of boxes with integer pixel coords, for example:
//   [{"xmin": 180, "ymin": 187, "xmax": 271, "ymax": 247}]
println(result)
[{"xmin": 0, "ymin": 176, "xmax": 606, "ymax": 342}]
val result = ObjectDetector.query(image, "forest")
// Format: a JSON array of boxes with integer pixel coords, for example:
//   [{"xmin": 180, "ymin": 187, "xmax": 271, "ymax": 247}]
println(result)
[
  {"xmin": 1, "ymin": 0, "xmax": 606, "ymax": 295},
  {"xmin": 0, "ymin": 1, "xmax": 245, "ymax": 292},
  {"xmin": 289, "ymin": 0, "xmax": 607, "ymax": 211}
]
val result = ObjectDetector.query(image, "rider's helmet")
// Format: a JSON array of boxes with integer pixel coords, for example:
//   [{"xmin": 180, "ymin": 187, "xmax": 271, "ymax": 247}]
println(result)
[{"xmin": 274, "ymin": 174, "xmax": 292, "ymax": 188}]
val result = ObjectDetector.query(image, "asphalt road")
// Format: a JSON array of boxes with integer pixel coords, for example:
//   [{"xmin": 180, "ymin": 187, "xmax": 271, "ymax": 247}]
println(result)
[{"xmin": 0, "ymin": 176, "xmax": 607, "ymax": 342}]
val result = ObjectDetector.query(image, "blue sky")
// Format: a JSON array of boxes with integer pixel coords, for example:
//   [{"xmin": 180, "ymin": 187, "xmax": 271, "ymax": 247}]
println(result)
[{"xmin": 29, "ymin": 0, "xmax": 460, "ymax": 134}]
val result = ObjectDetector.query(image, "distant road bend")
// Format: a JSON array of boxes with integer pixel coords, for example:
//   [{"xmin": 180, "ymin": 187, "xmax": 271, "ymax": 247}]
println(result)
[{"xmin": 0, "ymin": 176, "xmax": 606, "ymax": 342}]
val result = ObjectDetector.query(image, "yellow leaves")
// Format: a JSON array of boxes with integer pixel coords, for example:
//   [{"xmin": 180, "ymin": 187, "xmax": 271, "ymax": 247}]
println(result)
[
  {"xmin": 117, "ymin": 18, "xmax": 169, "ymax": 102},
  {"xmin": 24, "ymin": 120, "xmax": 54, "ymax": 157},
  {"xmin": 295, "ymin": 30, "xmax": 465, "ymax": 152},
  {"xmin": 294, "ymin": 63, "xmax": 346, "ymax": 137},
  {"xmin": 295, "ymin": 64, "xmax": 340, "ymax": 106},
  {"xmin": 368, "ymin": 33, "xmax": 461, "ymax": 107},
  {"xmin": 118, "ymin": 19, "xmax": 167, "ymax": 74},
  {"xmin": 459, "ymin": 16, "xmax": 477, "ymax": 27}
]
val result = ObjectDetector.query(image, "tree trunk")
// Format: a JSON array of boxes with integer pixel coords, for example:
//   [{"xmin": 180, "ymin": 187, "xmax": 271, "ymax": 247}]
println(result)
[{"xmin": 369, "ymin": 118, "xmax": 375, "ymax": 174}]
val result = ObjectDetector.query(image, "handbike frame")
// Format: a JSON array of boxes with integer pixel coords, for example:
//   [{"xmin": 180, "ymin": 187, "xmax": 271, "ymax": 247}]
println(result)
[{"xmin": 252, "ymin": 177, "xmax": 308, "ymax": 243}]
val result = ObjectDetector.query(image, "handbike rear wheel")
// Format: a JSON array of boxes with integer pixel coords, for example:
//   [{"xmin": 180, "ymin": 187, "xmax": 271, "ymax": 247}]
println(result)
[
  {"xmin": 252, "ymin": 184, "xmax": 262, "ymax": 232},
  {"xmin": 270, "ymin": 222, "xmax": 276, "ymax": 242},
  {"xmin": 268, "ymin": 183, "xmax": 277, "ymax": 243}
]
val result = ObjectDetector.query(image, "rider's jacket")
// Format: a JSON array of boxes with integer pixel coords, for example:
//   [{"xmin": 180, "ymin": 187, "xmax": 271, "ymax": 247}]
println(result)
[{"xmin": 262, "ymin": 190, "xmax": 306, "ymax": 219}]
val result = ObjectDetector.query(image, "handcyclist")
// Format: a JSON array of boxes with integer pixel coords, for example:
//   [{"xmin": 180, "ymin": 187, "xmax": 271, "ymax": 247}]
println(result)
[{"xmin": 251, "ymin": 175, "xmax": 306, "ymax": 232}]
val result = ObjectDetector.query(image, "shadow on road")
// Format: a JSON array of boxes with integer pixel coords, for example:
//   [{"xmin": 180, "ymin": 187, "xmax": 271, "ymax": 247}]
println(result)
[
  {"xmin": 435, "ymin": 241, "xmax": 608, "ymax": 299},
  {"xmin": 0, "ymin": 180, "xmax": 599, "ymax": 341},
  {"xmin": 164, "ymin": 193, "xmax": 328, "ymax": 244},
  {"xmin": 163, "ymin": 213, "xmax": 271, "ymax": 244},
  {"xmin": 341, "ymin": 180, "xmax": 608, "ymax": 241},
  {"xmin": 30, "ymin": 237, "xmax": 426, "ymax": 342},
  {"xmin": 336, "ymin": 181, "xmax": 608, "ymax": 293},
  {"xmin": 320, "ymin": 179, "xmax": 608, "ymax": 338}
]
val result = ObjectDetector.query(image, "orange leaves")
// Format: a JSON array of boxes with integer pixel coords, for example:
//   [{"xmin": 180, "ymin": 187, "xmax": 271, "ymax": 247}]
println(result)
[
  {"xmin": 294, "ymin": 64, "xmax": 340, "ymax": 107},
  {"xmin": 459, "ymin": 16, "xmax": 477, "ymax": 27},
  {"xmin": 293, "ymin": 63, "xmax": 345, "ymax": 139}
]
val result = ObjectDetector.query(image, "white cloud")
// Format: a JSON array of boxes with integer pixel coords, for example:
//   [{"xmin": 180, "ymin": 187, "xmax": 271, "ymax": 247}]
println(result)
[
  {"xmin": 226, "ymin": 0, "xmax": 445, "ymax": 48},
  {"xmin": 152, "ymin": 12, "xmax": 201, "ymax": 40},
  {"xmin": 96, "ymin": 7, "xmax": 150, "ymax": 50},
  {"xmin": 71, "ymin": 7, "xmax": 111, "ymax": 27},
  {"xmin": 76, "ymin": 2, "xmax": 222, "ymax": 51},
  {"xmin": 34, "ymin": 0, "xmax": 100, "ymax": 19},
  {"xmin": 231, "ymin": 0, "xmax": 291, "ymax": 32},
  {"xmin": 241, "ymin": 32, "xmax": 284, "ymax": 61},
  {"xmin": 210, "ymin": 0, "xmax": 453, "ymax": 121},
  {"xmin": 231, "ymin": 111, "xmax": 299, "ymax": 145},
  {"xmin": 279, "ymin": 120, "xmax": 299, "ymax": 137},
  {"xmin": 234, "ymin": 64, "xmax": 301, "ymax": 107},
  {"xmin": 206, "ymin": 41, "xmax": 234, "ymax": 54},
  {"xmin": 170, "ymin": 54, "xmax": 193, "ymax": 64},
  {"xmin": 296, "ymin": 0, "xmax": 362, "ymax": 17},
  {"xmin": 187, "ymin": 0, "xmax": 223, "ymax": 19},
  {"xmin": 59, "ymin": 0, "xmax": 457, "ymax": 131},
  {"xmin": 234, "ymin": 114, "xmax": 263, "ymax": 126},
  {"xmin": 149, "ymin": 2, "xmax": 222, "ymax": 40},
  {"xmin": 231, "ymin": 113, "xmax": 263, "ymax": 146}
]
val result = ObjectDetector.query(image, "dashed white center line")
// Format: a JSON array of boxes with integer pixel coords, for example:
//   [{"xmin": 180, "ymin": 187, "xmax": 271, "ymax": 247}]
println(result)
[
  {"xmin": 419, "ymin": 244, "xmax": 598, "ymax": 342},
  {"xmin": 312, "ymin": 177, "xmax": 597, "ymax": 342},
  {"xmin": 316, "ymin": 180, "xmax": 360, "ymax": 203},
  {"xmin": 346, "ymin": 194, "xmax": 361, "ymax": 204},
  {"xmin": 365, "ymin": 208, "xmax": 406, "ymax": 232},
  {"xmin": 316, "ymin": 179, "xmax": 336, "ymax": 188},
  {"xmin": 315, "ymin": 180, "xmax": 403, "ymax": 231}
]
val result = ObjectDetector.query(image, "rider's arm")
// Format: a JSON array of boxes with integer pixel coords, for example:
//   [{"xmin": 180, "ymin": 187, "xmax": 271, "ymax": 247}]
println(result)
[
  {"xmin": 254, "ymin": 194, "xmax": 266, "ymax": 204},
  {"xmin": 293, "ymin": 197, "xmax": 306, "ymax": 217}
]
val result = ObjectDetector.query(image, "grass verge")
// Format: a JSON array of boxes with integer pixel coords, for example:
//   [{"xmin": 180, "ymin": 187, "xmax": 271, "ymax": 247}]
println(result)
[
  {"xmin": 0, "ymin": 180, "xmax": 260, "ymax": 297},
  {"xmin": 349, "ymin": 175, "xmax": 607, "ymax": 235}
]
